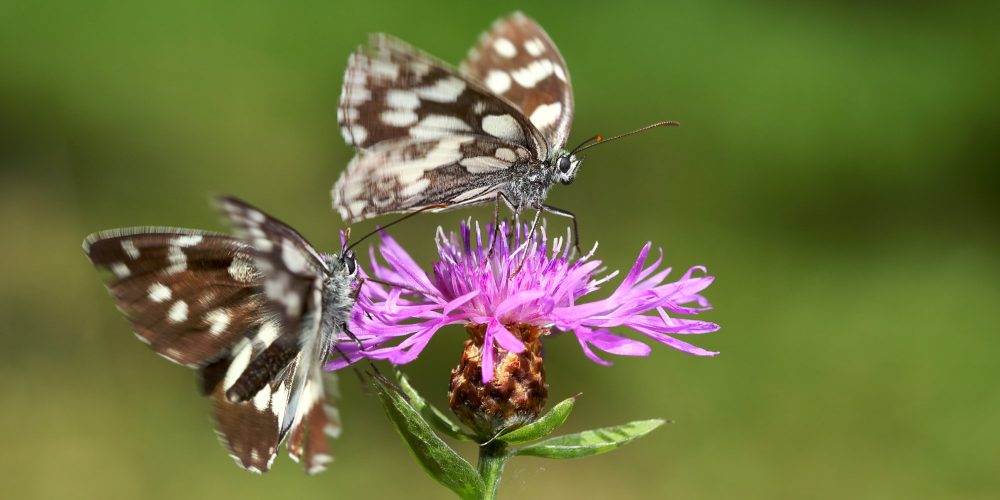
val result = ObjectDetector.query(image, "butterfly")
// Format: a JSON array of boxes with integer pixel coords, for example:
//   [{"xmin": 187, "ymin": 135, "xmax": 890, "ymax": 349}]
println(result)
[
  {"xmin": 332, "ymin": 11, "xmax": 675, "ymax": 248},
  {"xmin": 82, "ymin": 195, "xmax": 361, "ymax": 474}
]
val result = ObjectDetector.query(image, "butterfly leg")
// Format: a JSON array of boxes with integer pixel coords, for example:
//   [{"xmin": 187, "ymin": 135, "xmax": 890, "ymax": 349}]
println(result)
[
  {"xmin": 350, "ymin": 277, "xmax": 364, "ymax": 301},
  {"xmin": 541, "ymin": 204, "xmax": 581, "ymax": 255},
  {"xmin": 512, "ymin": 207, "xmax": 544, "ymax": 276},
  {"xmin": 487, "ymin": 192, "xmax": 516, "ymax": 258}
]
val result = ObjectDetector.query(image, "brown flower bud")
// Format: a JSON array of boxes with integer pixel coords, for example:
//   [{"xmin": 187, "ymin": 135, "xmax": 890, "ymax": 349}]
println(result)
[{"xmin": 448, "ymin": 323, "xmax": 548, "ymax": 437}]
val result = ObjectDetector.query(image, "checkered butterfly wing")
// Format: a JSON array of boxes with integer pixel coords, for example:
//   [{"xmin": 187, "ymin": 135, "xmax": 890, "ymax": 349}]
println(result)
[
  {"xmin": 333, "ymin": 33, "xmax": 550, "ymax": 223},
  {"xmin": 83, "ymin": 199, "xmax": 342, "ymax": 474},
  {"xmin": 214, "ymin": 196, "xmax": 343, "ymax": 474},
  {"xmin": 461, "ymin": 11, "xmax": 574, "ymax": 151}
]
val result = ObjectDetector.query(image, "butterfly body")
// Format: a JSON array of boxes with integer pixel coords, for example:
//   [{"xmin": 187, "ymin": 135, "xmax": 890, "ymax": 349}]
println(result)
[{"xmin": 84, "ymin": 196, "xmax": 358, "ymax": 474}]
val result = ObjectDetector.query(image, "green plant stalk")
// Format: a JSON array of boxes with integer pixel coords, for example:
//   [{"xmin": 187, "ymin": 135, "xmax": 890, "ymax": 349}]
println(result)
[{"xmin": 477, "ymin": 441, "xmax": 510, "ymax": 500}]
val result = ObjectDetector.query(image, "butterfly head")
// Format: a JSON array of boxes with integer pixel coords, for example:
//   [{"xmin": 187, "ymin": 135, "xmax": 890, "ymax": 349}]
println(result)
[
  {"xmin": 338, "ymin": 250, "xmax": 359, "ymax": 278},
  {"xmin": 554, "ymin": 152, "xmax": 582, "ymax": 185}
]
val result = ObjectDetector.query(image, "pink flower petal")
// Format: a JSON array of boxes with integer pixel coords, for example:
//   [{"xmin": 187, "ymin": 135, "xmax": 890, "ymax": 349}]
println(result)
[{"xmin": 332, "ymin": 219, "xmax": 719, "ymax": 379}]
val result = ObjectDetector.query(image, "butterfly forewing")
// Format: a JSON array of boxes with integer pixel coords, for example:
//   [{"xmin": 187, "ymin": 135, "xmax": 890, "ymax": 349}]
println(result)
[
  {"xmin": 337, "ymin": 33, "xmax": 547, "ymax": 157},
  {"xmin": 461, "ymin": 11, "xmax": 574, "ymax": 150},
  {"xmin": 216, "ymin": 196, "xmax": 327, "ymax": 339},
  {"xmin": 84, "ymin": 229, "xmax": 262, "ymax": 367}
]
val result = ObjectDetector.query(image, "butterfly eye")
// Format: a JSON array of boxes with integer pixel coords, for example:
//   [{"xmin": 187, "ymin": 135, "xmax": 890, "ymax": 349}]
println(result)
[
  {"xmin": 343, "ymin": 251, "xmax": 358, "ymax": 276},
  {"xmin": 557, "ymin": 156, "xmax": 572, "ymax": 173}
]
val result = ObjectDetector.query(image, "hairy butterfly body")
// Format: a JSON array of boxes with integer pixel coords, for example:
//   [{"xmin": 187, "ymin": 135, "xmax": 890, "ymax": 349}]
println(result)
[
  {"xmin": 332, "ymin": 12, "xmax": 676, "ymax": 247},
  {"xmin": 83, "ymin": 196, "xmax": 360, "ymax": 474}
]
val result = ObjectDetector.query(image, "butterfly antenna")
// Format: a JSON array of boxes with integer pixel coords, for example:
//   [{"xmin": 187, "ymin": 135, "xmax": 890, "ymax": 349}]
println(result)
[
  {"xmin": 571, "ymin": 121, "xmax": 680, "ymax": 155},
  {"xmin": 345, "ymin": 204, "xmax": 448, "ymax": 252},
  {"xmin": 341, "ymin": 226, "xmax": 352, "ymax": 253},
  {"xmin": 569, "ymin": 134, "xmax": 603, "ymax": 155}
]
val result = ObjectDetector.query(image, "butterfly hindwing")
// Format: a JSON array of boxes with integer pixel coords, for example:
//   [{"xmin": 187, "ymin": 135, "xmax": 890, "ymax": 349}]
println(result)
[
  {"xmin": 287, "ymin": 371, "xmax": 342, "ymax": 474},
  {"xmin": 461, "ymin": 11, "xmax": 574, "ymax": 150}
]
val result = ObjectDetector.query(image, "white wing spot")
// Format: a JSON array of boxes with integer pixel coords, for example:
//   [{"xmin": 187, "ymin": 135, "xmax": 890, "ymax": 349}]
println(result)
[
  {"xmin": 409, "ymin": 61, "xmax": 431, "ymax": 79},
  {"xmin": 206, "ymin": 309, "xmax": 231, "ymax": 336},
  {"xmin": 553, "ymin": 64, "xmax": 568, "ymax": 82},
  {"xmin": 246, "ymin": 210, "xmax": 265, "ymax": 223},
  {"xmin": 493, "ymin": 37, "xmax": 517, "ymax": 58},
  {"xmin": 110, "ymin": 262, "xmax": 130, "ymax": 278},
  {"xmin": 283, "ymin": 292, "xmax": 301, "ymax": 317},
  {"xmin": 121, "ymin": 240, "xmax": 140, "ymax": 259},
  {"xmin": 395, "ymin": 136, "xmax": 473, "ymax": 183},
  {"xmin": 524, "ymin": 38, "xmax": 546, "ymax": 56},
  {"xmin": 271, "ymin": 383, "xmax": 290, "ymax": 428},
  {"xmin": 255, "ymin": 322, "xmax": 280, "ymax": 348},
  {"xmin": 173, "ymin": 234, "xmax": 204, "ymax": 247},
  {"xmin": 166, "ymin": 246, "xmax": 187, "ymax": 274},
  {"xmin": 409, "ymin": 114, "xmax": 473, "ymax": 140},
  {"xmin": 223, "ymin": 339, "xmax": 252, "ymax": 391},
  {"xmin": 228, "ymin": 257, "xmax": 255, "ymax": 281},
  {"xmin": 341, "ymin": 85, "xmax": 370, "ymax": 105},
  {"xmin": 511, "ymin": 59, "xmax": 555, "ymax": 89},
  {"xmin": 349, "ymin": 125, "xmax": 368, "ymax": 145},
  {"xmin": 369, "ymin": 59, "xmax": 399, "ymax": 80},
  {"xmin": 168, "ymin": 301, "xmax": 188, "ymax": 323},
  {"xmin": 529, "ymin": 102, "xmax": 563, "ymax": 130},
  {"xmin": 381, "ymin": 109, "xmax": 418, "ymax": 127},
  {"xmin": 281, "ymin": 239, "xmax": 309, "ymax": 273},
  {"xmin": 347, "ymin": 200, "xmax": 367, "ymax": 218},
  {"xmin": 415, "ymin": 76, "xmax": 466, "ymax": 103},
  {"xmin": 399, "ymin": 178, "xmax": 430, "ymax": 198},
  {"xmin": 228, "ymin": 254, "xmax": 256, "ymax": 282},
  {"xmin": 495, "ymin": 147, "xmax": 517, "ymax": 162},
  {"xmin": 460, "ymin": 156, "xmax": 511, "ymax": 173},
  {"xmin": 484, "ymin": 70, "xmax": 512, "ymax": 94},
  {"xmin": 386, "ymin": 90, "xmax": 419, "ymax": 110},
  {"xmin": 253, "ymin": 384, "xmax": 272, "ymax": 411},
  {"xmin": 148, "ymin": 282, "xmax": 172, "ymax": 303},
  {"xmin": 482, "ymin": 114, "xmax": 525, "ymax": 143}
]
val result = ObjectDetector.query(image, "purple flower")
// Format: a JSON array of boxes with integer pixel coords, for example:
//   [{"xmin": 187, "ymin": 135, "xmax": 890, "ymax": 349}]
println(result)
[{"xmin": 328, "ymin": 220, "xmax": 719, "ymax": 383}]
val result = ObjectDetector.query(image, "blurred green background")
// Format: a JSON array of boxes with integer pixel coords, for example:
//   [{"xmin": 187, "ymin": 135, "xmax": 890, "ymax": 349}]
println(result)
[{"xmin": 2, "ymin": 1, "xmax": 998, "ymax": 498}]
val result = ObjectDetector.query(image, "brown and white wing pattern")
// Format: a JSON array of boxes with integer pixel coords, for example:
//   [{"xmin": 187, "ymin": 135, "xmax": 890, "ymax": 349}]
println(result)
[
  {"xmin": 332, "ymin": 134, "xmax": 534, "ymax": 223},
  {"xmin": 214, "ymin": 195, "xmax": 343, "ymax": 473},
  {"xmin": 84, "ymin": 197, "xmax": 347, "ymax": 474},
  {"xmin": 216, "ymin": 195, "xmax": 327, "ymax": 337},
  {"xmin": 83, "ymin": 228, "xmax": 263, "ymax": 368},
  {"xmin": 461, "ymin": 11, "xmax": 574, "ymax": 150},
  {"xmin": 337, "ymin": 33, "xmax": 548, "ymax": 156}
]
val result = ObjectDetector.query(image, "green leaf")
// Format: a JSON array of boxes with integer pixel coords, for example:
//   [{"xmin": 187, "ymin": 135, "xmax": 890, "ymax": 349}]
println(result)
[
  {"xmin": 372, "ymin": 377, "xmax": 483, "ymax": 499},
  {"xmin": 515, "ymin": 419, "xmax": 666, "ymax": 460},
  {"xmin": 498, "ymin": 396, "xmax": 576, "ymax": 445},
  {"xmin": 394, "ymin": 368, "xmax": 475, "ymax": 441}
]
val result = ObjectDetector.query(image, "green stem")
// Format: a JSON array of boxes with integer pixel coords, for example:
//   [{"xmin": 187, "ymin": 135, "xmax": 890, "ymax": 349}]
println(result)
[{"xmin": 477, "ymin": 441, "xmax": 509, "ymax": 500}]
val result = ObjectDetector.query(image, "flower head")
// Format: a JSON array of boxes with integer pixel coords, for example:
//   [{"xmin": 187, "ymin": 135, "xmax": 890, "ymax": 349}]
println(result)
[{"xmin": 330, "ymin": 220, "xmax": 719, "ymax": 383}]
